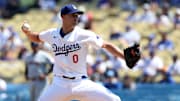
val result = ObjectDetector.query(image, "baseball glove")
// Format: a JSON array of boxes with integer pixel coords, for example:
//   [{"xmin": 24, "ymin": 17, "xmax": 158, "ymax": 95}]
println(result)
[{"xmin": 124, "ymin": 43, "xmax": 141, "ymax": 69}]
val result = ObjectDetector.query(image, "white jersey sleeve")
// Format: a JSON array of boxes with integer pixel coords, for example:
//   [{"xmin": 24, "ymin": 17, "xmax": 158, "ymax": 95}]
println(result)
[
  {"xmin": 39, "ymin": 28, "xmax": 57, "ymax": 43},
  {"xmin": 83, "ymin": 30, "xmax": 104, "ymax": 49}
]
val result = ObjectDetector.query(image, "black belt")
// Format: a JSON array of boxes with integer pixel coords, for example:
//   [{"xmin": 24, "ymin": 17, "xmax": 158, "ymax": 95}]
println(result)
[
  {"xmin": 62, "ymin": 75, "xmax": 87, "ymax": 80},
  {"xmin": 29, "ymin": 77, "xmax": 45, "ymax": 81}
]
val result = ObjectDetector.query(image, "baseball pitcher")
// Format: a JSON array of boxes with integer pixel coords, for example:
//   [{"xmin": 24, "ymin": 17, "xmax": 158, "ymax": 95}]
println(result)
[{"xmin": 21, "ymin": 4, "xmax": 140, "ymax": 101}]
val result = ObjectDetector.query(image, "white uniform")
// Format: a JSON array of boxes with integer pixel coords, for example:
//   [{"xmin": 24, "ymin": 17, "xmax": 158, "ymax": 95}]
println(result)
[{"xmin": 38, "ymin": 26, "xmax": 121, "ymax": 101}]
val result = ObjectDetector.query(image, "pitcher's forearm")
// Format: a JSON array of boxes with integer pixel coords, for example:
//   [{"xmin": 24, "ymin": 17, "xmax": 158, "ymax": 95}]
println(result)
[
  {"xmin": 25, "ymin": 31, "xmax": 42, "ymax": 43},
  {"xmin": 102, "ymin": 42, "xmax": 124, "ymax": 59}
]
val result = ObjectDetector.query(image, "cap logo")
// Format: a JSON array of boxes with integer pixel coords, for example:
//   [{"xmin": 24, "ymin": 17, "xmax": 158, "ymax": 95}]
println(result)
[{"xmin": 72, "ymin": 5, "xmax": 77, "ymax": 9}]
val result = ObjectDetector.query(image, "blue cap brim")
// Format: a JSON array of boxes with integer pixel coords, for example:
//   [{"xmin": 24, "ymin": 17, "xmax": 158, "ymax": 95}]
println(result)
[
  {"xmin": 61, "ymin": 10, "xmax": 84, "ymax": 15},
  {"xmin": 71, "ymin": 9, "xmax": 84, "ymax": 14}
]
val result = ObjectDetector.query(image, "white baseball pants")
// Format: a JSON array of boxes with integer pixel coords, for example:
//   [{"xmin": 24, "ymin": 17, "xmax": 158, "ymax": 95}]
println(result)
[{"xmin": 38, "ymin": 76, "xmax": 121, "ymax": 101}]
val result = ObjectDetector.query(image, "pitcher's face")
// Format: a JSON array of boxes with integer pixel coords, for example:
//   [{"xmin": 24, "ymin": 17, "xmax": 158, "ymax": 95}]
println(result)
[{"xmin": 62, "ymin": 13, "xmax": 80, "ymax": 27}]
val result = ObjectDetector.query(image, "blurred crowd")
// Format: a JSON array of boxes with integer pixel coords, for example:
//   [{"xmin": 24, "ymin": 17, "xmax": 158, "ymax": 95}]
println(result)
[
  {"xmin": 0, "ymin": 0, "xmax": 61, "ymax": 19},
  {"xmin": 0, "ymin": 0, "xmax": 180, "ymax": 100}
]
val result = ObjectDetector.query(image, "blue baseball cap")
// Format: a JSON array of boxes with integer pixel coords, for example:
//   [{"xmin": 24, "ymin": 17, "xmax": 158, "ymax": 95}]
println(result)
[{"xmin": 60, "ymin": 4, "xmax": 84, "ymax": 15}]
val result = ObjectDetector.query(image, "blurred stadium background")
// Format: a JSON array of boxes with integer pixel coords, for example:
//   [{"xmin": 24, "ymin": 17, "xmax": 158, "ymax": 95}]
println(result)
[{"xmin": 0, "ymin": 0, "xmax": 180, "ymax": 101}]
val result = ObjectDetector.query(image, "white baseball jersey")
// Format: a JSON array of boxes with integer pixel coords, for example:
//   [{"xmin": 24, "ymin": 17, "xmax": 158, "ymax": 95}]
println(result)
[{"xmin": 39, "ymin": 26, "xmax": 103, "ymax": 77}]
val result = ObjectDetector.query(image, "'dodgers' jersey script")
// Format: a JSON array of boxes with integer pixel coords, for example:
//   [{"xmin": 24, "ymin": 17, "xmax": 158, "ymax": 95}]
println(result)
[{"xmin": 39, "ymin": 26, "xmax": 103, "ymax": 77}]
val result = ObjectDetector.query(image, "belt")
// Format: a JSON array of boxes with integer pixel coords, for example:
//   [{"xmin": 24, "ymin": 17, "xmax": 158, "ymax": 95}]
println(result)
[
  {"xmin": 29, "ymin": 77, "xmax": 45, "ymax": 81},
  {"xmin": 55, "ymin": 74, "xmax": 87, "ymax": 80}
]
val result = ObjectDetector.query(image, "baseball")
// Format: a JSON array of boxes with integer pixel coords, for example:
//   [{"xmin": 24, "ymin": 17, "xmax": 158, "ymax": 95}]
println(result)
[{"xmin": 22, "ymin": 23, "xmax": 31, "ymax": 31}]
